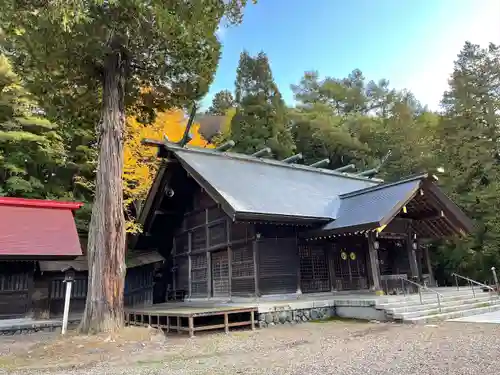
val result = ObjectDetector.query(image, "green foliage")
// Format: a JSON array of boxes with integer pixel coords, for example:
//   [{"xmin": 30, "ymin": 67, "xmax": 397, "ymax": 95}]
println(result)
[
  {"xmin": 231, "ymin": 51, "xmax": 295, "ymax": 158},
  {"xmin": 0, "ymin": 0, "xmax": 255, "ymax": 236},
  {"xmin": 208, "ymin": 90, "xmax": 235, "ymax": 115},
  {"xmin": 433, "ymin": 42, "xmax": 500, "ymax": 282},
  {"xmin": 0, "ymin": 54, "xmax": 67, "ymax": 198}
]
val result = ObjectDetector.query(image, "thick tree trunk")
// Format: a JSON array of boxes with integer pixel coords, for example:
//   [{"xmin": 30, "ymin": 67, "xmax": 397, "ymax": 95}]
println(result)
[{"xmin": 79, "ymin": 49, "xmax": 127, "ymax": 333}]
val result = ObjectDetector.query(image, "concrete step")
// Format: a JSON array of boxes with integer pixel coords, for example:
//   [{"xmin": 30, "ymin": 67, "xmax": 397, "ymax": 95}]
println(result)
[
  {"xmin": 392, "ymin": 299, "xmax": 500, "ymax": 320},
  {"xmin": 402, "ymin": 303, "xmax": 500, "ymax": 324},
  {"xmin": 377, "ymin": 292, "xmax": 495, "ymax": 310},
  {"xmin": 384, "ymin": 295, "xmax": 498, "ymax": 314}
]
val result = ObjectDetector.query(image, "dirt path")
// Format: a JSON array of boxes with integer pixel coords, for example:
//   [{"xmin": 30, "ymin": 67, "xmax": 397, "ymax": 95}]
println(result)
[{"xmin": 1, "ymin": 321, "xmax": 499, "ymax": 375}]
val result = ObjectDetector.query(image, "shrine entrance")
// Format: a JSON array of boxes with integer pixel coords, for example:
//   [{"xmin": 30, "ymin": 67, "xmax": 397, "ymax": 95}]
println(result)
[
  {"xmin": 211, "ymin": 249, "xmax": 230, "ymax": 297},
  {"xmin": 332, "ymin": 241, "xmax": 369, "ymax": 291}
]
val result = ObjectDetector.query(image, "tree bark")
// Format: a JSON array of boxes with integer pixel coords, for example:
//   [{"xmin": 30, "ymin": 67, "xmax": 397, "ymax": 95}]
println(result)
[{"xmin": 79, "ymin": 48, "xmax": 127, "ymax": 333}]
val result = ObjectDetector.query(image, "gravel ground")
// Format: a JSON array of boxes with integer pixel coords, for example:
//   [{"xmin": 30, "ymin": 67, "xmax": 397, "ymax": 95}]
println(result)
[{"xmin": 1, "ymin": 321, "xmax": 499, "ymax": 375}]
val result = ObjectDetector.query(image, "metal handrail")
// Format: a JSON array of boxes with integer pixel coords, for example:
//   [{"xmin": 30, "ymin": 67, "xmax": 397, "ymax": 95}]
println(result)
[
  {"xmin": 398, "ymin": 276, "xmax": 444, "ymax": 312},
  {"xmin": 451, "ymin": 272, "xmax": 497, "ymax": 299}
]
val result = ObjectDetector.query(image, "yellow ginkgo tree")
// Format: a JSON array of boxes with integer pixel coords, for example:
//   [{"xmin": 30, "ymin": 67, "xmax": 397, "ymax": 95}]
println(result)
[{"xmin": 123, "ymin": 108, "xmax": 213, "ymax": 233}]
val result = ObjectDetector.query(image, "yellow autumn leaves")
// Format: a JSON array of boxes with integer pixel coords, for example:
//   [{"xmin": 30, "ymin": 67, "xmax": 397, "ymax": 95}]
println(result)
[{"xmin": 123, "ymin": 108, "xmax": 213, "ymax": 233}]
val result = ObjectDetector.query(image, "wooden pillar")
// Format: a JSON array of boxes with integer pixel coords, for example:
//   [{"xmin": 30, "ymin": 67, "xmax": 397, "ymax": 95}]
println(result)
[
  {"xmin": 296, "ymin": 235, "xmax": 302, "ymax": 295},
  {"xmin": 188, "ymin": 232, "xmax": 192, "ymax": 299},
  {"xmin": 328, "ymin": 242, "xmax": 336, "ymax": 292},
  {"xmin": 423, "ymin": 245, "xmax": 435, "ymax": 286},
  {"xmin": 252, "ymin": 239, "xmax": 260, "ymax": 297},
  {"xmin": 30, "ymin": 270, "xmax": 51, "ymax": 319},
  {"xmin": 205, "ymin": 208, "xmax": 211, "ymax": 298},
  {"xmin": 227, "ymin": 246, "xmax": 232, "ymax": 298},
  {"xmin": 406, "ymin": 230, "xmax": 419, "ymax": 280},
  {"xmin": 367, "ymin": 233, "xmax": 381, "ymax": 292}
]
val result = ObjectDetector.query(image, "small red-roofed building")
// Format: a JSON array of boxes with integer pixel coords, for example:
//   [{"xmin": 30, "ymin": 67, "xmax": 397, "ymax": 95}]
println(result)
[{"xmin": 0, "ymin": 197, "xmax": 83, "ymax": 319}]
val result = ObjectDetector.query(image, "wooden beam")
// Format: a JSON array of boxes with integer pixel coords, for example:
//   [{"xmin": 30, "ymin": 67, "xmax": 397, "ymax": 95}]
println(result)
[
  {"xmin": 367, "ymin": 232, "xmax": 382, "ymax": 291},
  {"xmin": 188, "ymin": 232, "xmax": 192, "ymax": 299},
  {"xmin": 423, "ymin": 245, "xmax": 436, "ymax": 286},
  {"xmin": 228, "ymin": 246, "xmax": 232, "ymax": 298},
  {"xmin": 205, "ymin": 208, "xmax": 211, "ymax": 298},
  {"xmin": 406, "ymin": 227, "xmax": 419, "ymax": 279},
  {"xmin": 253, "ymin": 240, "xmax": 260, "ymax": 297}
]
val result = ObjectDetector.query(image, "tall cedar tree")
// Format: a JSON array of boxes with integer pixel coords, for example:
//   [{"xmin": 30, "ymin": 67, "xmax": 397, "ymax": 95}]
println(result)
[
  {"xmin": 433, "ymin": 42, "xmax": 500, "ymax": 281},
  {"xmin": 0, "ymin": 0, "xmax": 254, "ymax": 333},
  {"xmin": 207, "ymin": 89, "xmax": 235, "ymax": 115},
  {"xmin": 232, "ymin": 51, "xmax": 295, "ymax": 158}
]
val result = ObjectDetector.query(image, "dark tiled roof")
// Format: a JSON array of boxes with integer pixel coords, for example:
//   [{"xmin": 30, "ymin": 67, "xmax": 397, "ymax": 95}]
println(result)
[
  {"xmin": 140, "ymin": 142, "xmax": 473, "ymax": 239},
  {"xmin": 167, "ymin": 143, "xmax": 379, "ymax": 221},
  {"xmin": 322, "ymin": 175, "xmax": 424, "ymax": 232}
]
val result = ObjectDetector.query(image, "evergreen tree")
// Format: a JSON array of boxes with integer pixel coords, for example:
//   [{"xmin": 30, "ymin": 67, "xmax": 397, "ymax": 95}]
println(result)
[
  {"xmin": 208, "ymin": 89, "xmax": 235, "ymax": 115},
  {"xmin": 0, "ymin": 55, "xmax": 66, "ymax": 198},
  {"xmin": 434, "ymin": 42, "xmax": 500, "ymax": 281},
  {"xmin": 1, "ymin": 0, "xmax": 254, "ymax": 333},
  {"xmin": 231, "ymin": 51, "xmax": 295, "ymax": 158}
]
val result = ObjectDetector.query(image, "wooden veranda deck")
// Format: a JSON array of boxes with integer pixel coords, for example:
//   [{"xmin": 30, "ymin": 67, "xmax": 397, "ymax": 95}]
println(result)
[{"xmin": 125, "ymin": 302, "xmax": 257, "ymax": 337}]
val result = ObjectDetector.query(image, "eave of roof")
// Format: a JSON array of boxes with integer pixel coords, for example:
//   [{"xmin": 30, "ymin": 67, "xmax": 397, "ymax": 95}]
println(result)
[{"xmin": 0, "ymin": 197, "xmax": 83, "ymax": 211}]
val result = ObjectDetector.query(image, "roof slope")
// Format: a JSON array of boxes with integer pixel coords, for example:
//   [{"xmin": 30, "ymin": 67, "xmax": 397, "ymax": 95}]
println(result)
[
  {"xmin": 322, "ymin": 176, "xmax": 422, "ymax": 232},
  {"xmin": 168, "ymin": 144, "xmax": 379, "ymax": 221},
  {"xmin": 0, "ymin": 198, "xmax": 83, "ymax": 259}
]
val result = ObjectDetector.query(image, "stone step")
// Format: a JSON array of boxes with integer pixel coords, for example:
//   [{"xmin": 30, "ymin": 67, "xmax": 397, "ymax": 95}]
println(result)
[
  {"xmin": 377, "ymin": 292, "xmax": 494, "ymax": 309},
  {"xmin": 402, "ymin": 303, "xmax": 500, "ymax": 324},
  {"xmin": 392, "ymin": 299, "xmax": 500, "ymax": 320},
  {"xmin": 383, "ymin": 295, "xmax": 498, "ymax": 314}
]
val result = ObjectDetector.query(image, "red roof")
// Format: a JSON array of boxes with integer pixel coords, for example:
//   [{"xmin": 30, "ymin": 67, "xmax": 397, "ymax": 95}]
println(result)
[
  {"xmin": 0, "ymin": 197, "xmax": 83, "ymax": 210},
  {"xmin": 0, "ymin": 198, "xmax": 83, "ymax": 259}
]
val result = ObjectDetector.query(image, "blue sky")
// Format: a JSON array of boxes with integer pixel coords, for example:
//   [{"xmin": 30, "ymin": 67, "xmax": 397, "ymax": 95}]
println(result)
[{"xmin": 202, "ymin": 0, "xmax": 500, "ymax": 111}]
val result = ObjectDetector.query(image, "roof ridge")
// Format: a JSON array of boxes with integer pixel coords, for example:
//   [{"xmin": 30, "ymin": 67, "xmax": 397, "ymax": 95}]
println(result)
[
  {"xmin": 339, "ymin": 173, "xmax": 432, "ymax": 199},
  {"xmin": 165, "ymin": 142, "xmax": 383, "ymax": 184},
  {"xmin": 0, "ymin": 197, "xmax": 83, "ymax": 210}
]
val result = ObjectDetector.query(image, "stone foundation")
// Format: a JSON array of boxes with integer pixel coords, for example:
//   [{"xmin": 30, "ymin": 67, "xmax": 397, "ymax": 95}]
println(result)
[{"xmin": 258, "ymin": 307, "xmax": 335, "ymax": 328}]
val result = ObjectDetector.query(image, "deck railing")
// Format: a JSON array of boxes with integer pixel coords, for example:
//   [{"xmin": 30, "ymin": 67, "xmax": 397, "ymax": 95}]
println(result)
[
  {"xmin": 398, "ymin": 276, "xmax": 445, "ymax": 312},
  {"xmin": 451, "ymin": 272, "xmax": 498, "ymax": 299}
]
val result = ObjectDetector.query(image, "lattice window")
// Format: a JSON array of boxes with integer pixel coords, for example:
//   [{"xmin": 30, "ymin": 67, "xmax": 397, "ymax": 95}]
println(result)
[
  {"xmin": 191, "ymin": 254, "xmax": 207, "ymax": 296},
  {"xmin": 299, "ymin": 245, "xmax": 330, "ymax": 293},
  {"xmin": 50, "ymin": 278, "xmax": 87, "ymax": 299},
  {"xmin": 212, "ymin": 250, "xmax": 229, "ymax": 296},
  {"xmin": 232, "ymin": 245, "xmax": 254, "ymax": 278},
  {"xmin": 209, "ymin": 221, "xmax": 227, "ymax": 247},
  {"xmin": 191, "ymin": 227, "xmax": 206, "ymax": 251},
  {"xmin": 0, "ymin": 273, "xmax": 29, "ymax": 292}
]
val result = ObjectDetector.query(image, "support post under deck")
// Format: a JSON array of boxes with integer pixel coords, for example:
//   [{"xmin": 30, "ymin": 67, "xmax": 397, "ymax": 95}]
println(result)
[
  {"xmin": 407, "ymin": 230, "xmax": 419, "ymax": 281},
  {"xmin": 423, "ymin": 245, "xmax": 435, "ymax": 286},
  {"xmin": 367, "ymin": 233, "xmax": 382, "ymax": 292}
]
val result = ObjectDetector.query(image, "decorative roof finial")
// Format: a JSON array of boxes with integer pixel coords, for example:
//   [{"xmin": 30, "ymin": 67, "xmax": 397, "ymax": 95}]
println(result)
[
  {"xmin": 309, "ymin": 158, "xmax": 330, "ymax": 168},
  {"xmin": 334, "ymin": 164, "xmax": 355, "ymax": 172},
  {"xmin": 251, "ymin": 147, "xmax": 272, "ymax": 157},
  {"xmin": 356, "ymin": 150, "xmax": 392, "ymax": 178},
  {"xmin": 177, "ymin": 104, "xmax": 197, "ymax": 147},
  {"xmin": 216, "ymin": 140, "xmax": 236, "ymax": 152},
  {"xmin": 281, "ymin": 153, "xmax": 303, "ymax": 164}
]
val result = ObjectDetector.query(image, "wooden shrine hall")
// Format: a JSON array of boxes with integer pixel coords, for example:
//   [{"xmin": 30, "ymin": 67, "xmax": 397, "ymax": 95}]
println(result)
[{"xmin": 135, "ymin": 138, "xmax": 474, "ymax": 301}]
